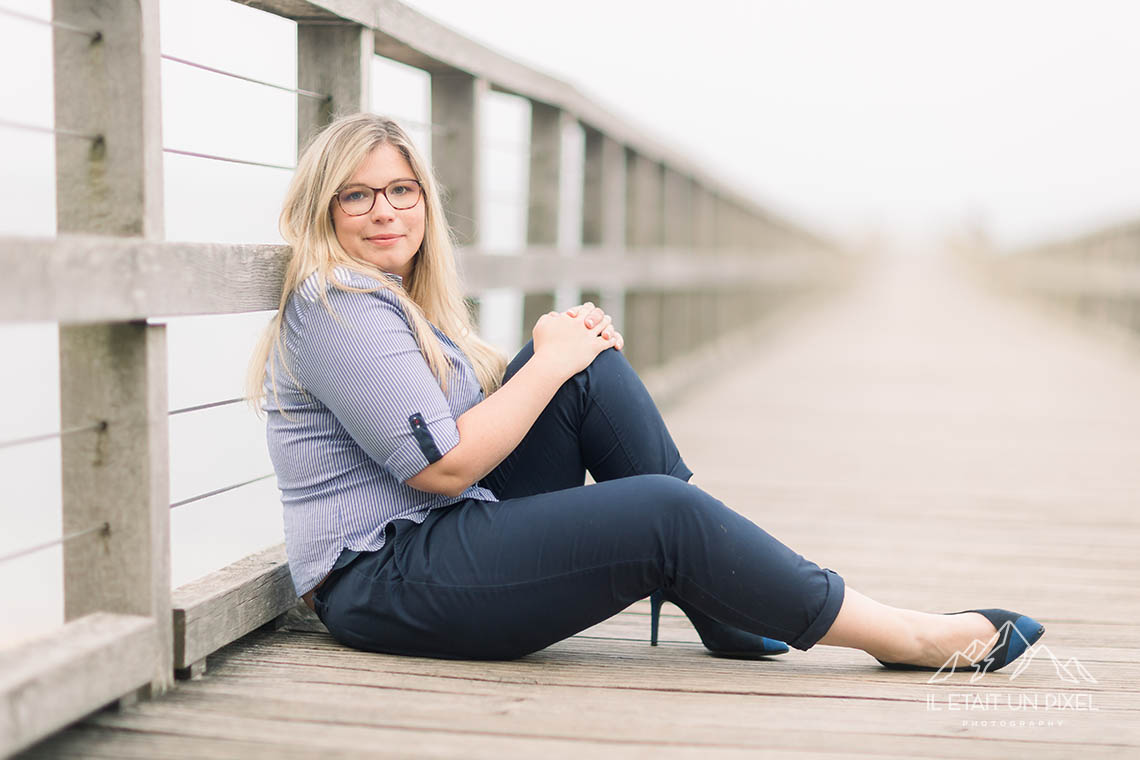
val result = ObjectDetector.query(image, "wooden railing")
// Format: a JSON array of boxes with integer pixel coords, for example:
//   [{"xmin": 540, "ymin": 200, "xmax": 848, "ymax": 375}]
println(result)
[
  {"xmin": 0, "ymin": 1, "xmax": 851, "ymax": 754},
  {"xmin": 961, "ymin": 219, "xmax": 1140, "ymax": 338}
]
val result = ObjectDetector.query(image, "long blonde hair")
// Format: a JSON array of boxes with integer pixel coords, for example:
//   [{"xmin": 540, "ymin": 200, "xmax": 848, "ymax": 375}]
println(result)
[{"xmin": 246, "ymin": 113, "xmax": 507, "ymax": 412}]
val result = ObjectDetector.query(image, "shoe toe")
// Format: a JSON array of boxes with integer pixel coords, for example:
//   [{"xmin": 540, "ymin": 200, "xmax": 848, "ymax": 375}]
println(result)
[{"xmin": 762, "ymin": 637, "xmax": 790, "ymax": 654}]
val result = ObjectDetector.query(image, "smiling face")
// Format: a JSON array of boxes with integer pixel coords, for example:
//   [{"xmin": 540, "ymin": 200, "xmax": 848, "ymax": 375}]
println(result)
[{"xmin": 331, "ymin": 142, "xmax": 426, "ymax": 280}]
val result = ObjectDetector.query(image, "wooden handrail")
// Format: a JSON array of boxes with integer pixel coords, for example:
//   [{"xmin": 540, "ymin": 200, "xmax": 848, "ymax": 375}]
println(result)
[{"xmin": 0, "ymin": 235, "xmax": 840, "ymax": 323}]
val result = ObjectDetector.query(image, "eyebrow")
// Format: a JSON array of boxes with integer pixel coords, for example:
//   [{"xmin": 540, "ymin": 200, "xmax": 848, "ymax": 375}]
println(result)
[{"xmin": 341, "ymin": 177, "xmax": 418, "ymax": 188}]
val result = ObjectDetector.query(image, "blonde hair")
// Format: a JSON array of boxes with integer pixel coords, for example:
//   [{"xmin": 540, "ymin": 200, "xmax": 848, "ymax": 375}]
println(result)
[{"xmin": 246, "ymin": 113, "xmax": 507, "ymax": 413}]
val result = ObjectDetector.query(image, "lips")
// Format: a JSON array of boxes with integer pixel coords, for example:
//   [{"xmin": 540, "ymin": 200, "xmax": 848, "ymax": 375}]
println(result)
[{"xmin": 367, "ymin": 234, "xmax": 403, "ymax": 241}]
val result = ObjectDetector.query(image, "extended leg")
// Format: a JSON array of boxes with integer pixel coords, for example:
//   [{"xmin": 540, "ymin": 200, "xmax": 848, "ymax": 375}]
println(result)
[{"xmin": 316, "ymin": 474, "xmax": 844, "ymax": 661}]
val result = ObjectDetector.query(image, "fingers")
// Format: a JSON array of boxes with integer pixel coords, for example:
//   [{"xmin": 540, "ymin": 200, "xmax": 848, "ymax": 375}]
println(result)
[
  {"xmin": 564, "ymin": 303, "xmax": 610, "ymax": 331},
  {"xmin": 565, "ymin": 301, "xmax": 593, "ymax": 318},
  {"xmin": 592, "ymin": 314, "xmax": 613, "ymax": 336}
]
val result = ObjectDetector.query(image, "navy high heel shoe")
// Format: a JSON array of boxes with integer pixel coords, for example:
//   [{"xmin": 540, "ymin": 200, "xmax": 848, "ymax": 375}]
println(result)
[
  {"xmin": 649, "ymin": 589, "xmax": 790, "ymax": 658},
  {"xmin": 875, "ymin": 608, "xmax": 1045, "ymax": 673}
]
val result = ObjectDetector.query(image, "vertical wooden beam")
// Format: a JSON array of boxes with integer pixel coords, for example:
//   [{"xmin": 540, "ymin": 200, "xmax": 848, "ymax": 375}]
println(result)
[
  {"xmin": 522, "ymin": 101, "xmax": 562, "ymax": 335},
  {"xmin": 694, "ymin": 183, "xmax": 718, "ymax": 344},
  {"xmin": 53, "ymin": 0, "xmax": 172, "ymax": 696},
  {"xmin": 662, "ymin": 168, "xmax": 693, "ymax": 361},
  {"xmin": 58, "ymin": 324, "xmax": 171, "ymax": 694},
  {"xmin": 54, "ymin": 0, "xmax": 163, "ymax": 239},
  {"xmin": 581, "ymin": 127, "xmax": 625, "ymax": 332},
  {"xmin": 432, "ymin": 72, "xmax": 484, "ymax": 247},
  {"xmin": 624, "ymin": 150, "xmax": 665, "ymax": 372},
  {"xmin": 297, "ymin": 22, "xmax": 373, "ymax": 147}
]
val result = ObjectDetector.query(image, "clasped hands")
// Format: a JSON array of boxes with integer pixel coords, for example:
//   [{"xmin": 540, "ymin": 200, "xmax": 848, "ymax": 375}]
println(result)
[{"xmin": 557, "ymin": 302, "xmax": 624, "ymax": 352}]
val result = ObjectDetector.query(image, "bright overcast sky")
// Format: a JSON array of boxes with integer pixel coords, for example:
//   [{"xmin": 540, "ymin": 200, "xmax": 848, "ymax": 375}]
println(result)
[{"xmin": 401, "ymin": 0, "xmax": 1140, "ymax": 251}]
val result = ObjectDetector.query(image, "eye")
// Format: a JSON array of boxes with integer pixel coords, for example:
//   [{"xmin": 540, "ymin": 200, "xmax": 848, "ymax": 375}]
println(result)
[
  {"xmin": 389, "ymin": 183, "xmax": 412, "ymax": 196},
  {"xmin": 342, "ymin": 190, "xmax": 367, "ymax": 202}
]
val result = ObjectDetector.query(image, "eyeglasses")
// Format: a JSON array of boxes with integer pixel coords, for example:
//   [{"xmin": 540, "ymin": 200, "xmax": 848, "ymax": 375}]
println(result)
[{"xmin": 333, "ymin": 179, "xmax": 423, "ymax": 216}]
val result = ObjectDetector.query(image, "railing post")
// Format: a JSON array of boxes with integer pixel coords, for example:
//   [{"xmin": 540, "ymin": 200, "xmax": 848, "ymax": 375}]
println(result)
[
  {"xmin": 432, "ymin": 72, "xmax": 486, "ymax": 335},
  {"xmin": 715, "ymin": 197, "xmax": 741, "ymax": 337},
  {"xmin": 694, "ymin": 183, "xmax": 719, "ymax": 345},
  {"xmin": 662, "ymin": 168, "xmax": 693, "ymax": 361},
  {"xmin": 581, "ymin": 127, "xmax": 626, "ymax": 334},
  {"xmin": 53, "ymin": 0, "xmax": 172, "ymax": 696},
  {"xmin": 432, "ymin": 72, "xmax": 484, "ymax": 248},
  {"xmin": 522, "ymin": 101, "xmax": 564, "ymax": 334},
  {"xmin": 624, "ymin": 149, "xmax": 665, "ymax": 372},
  {"xmin": 297, "ymin": 21, "xmax": 373, "ymax": 145}
]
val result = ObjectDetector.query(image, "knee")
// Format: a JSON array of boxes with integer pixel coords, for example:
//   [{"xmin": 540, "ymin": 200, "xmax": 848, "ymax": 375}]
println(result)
[
  {"xmin": 586, "ymin": 344, "xmax": 631, "ymax": 377},
  {"xmin": 632, "ymin": 474, "xmax": 711, "ymax": 521}
]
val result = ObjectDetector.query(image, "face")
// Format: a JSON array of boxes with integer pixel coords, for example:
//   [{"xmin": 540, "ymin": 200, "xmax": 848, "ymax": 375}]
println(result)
[{"xmin": 331, "ymin": 143, "xmax": 426, "ymax": 280}]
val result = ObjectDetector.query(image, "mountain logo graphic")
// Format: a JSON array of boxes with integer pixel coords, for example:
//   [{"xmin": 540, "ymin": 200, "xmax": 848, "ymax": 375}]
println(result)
[{"xmin": 925, "ymin": 620, "xmax": 1097, "ymax": 685}]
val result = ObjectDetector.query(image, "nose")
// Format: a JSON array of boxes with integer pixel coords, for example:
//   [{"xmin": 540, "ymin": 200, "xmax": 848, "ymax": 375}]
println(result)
[{"xmin": 370, "ymin": 194, "xmax": 397, "ymax": 221}]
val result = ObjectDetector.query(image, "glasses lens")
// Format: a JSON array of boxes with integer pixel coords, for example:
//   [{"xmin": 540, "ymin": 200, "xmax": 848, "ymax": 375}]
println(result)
[
  {"xmin": 385, "ymin": 180, "xmax": 421, "ymax": 210},
  {"xmin": 337, "ymin": 187, "xmax": 374, "ymax": 215}
]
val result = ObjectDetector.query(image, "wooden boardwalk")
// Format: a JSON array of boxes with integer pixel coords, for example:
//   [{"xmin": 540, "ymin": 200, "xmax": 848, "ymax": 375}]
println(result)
[{"xmin": 23, "ymin": 254, "xmax": 1140, "ymax": 758}]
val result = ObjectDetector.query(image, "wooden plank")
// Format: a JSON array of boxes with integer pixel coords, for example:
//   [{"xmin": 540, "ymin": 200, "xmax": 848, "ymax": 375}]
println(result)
[
  {"xmin": 0, "ymin": 236, "xmax": 834, "ymax": 323},
  {"xmin": 623, "ymin": 150, "xmax": 665, "ymax": 372},
  {"xmin": 53, "ymin": 0, "xmax": 164, "ymax": 239},
  {"xmin": 297, "ymin": 21, "xmax": 373, "ymax": 146},
  {"xmin": 521, "ymin": 101, "xmax": 564, "ymax": 337},
  {"xmin": 580, "ymin": 127, "xmax": 627, "ymax": 331},
  {"xmin": 24, "ymin": 255, "xmax": 1140, "ymax": 758},
  {"xmin": 171, "ymin": 545, "xmax": 299, "ymax": 670},
  {"xmin": 0, "ymin": 613, "xmax": 156, "ymax": 757},
  {"xmin": 431, "ymin": 71, "xmax": 484, "ymax": 247},
  {"xmin": 58, "ymin": 321, "xmax": 173, "ymax": 697},
  {"xmin": 31, "ymin": 631, "xmax": 1138, "ymax": 758}
]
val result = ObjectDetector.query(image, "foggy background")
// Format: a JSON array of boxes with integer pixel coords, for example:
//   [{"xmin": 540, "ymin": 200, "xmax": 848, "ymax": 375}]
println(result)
[{"xmin": 2, "ymin": 0, "xmax": 1138, "ymax": 645}]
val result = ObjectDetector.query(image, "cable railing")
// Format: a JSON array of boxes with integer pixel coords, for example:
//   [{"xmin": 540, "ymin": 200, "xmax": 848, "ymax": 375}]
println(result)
[{"xmin": 0, "ymin": 0, "xmax": 851, "ymax": 755}]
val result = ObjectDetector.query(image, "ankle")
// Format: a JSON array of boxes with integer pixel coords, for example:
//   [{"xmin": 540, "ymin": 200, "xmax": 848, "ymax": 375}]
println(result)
[{"xmin": 866, "ymin": 608, "xmax": 931, "ymax": 664}]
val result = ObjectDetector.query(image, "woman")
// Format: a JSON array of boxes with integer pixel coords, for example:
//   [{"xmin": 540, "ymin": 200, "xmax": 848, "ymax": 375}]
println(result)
[{"xmin": 248, "ymin": 112, "xmax": 1044, "ymax": 670}]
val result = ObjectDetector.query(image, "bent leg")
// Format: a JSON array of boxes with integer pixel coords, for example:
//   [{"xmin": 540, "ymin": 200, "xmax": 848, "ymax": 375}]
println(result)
[
  {"xmin": 480, "ymin": 341, "xmax": 692, "ymax": 500},
  {"xmin": 316, "ymin": 475, "xmax": 844, "ymax": 660}
]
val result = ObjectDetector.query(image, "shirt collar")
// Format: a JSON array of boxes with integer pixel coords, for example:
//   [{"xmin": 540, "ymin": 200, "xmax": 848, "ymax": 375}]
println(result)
[{"xmin": 384, "ymin": 272, "xmax": 403, "ymax": 285}]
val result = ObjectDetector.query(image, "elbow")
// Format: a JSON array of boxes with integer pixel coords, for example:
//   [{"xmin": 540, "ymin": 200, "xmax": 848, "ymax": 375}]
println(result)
[
  {"xmin": 406, "ymin": 456, "xmax": 472, "ymax": 498},
  {"xmin": 442, "ymin": 480, "xmax": 469, "ymax": 498}
]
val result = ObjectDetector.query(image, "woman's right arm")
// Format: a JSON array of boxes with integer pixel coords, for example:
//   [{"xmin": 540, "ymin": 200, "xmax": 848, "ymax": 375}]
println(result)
[{"xmin": 406, "ymin": 305, "xmax": 617, "ymax": 497}]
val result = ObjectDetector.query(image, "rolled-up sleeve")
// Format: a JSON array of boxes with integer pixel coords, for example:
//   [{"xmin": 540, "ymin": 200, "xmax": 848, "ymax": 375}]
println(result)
[{"xmin": 290, "ymin": 282, "xmax": 460, "ymax": 482}]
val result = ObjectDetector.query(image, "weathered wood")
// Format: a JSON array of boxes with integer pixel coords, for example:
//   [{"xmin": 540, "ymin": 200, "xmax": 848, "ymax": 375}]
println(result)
[
  {"xmin": 59, "ymin": 323, "xmax": 173, "ymax": 696},
  {"xmin": 171, "ymin": 544, "xmax": 298, "ymax": 670},
  {"xmin": 24, "ymin": 257, "xmax": 1140, "ymax": 758},
  {"xmin": 174, "ymin": 658, "xmax": 207, "ymax": 681},
  {"xmin": 580, "ymin": 127, "xmax": 626, "ymax": 330},
  {"xmin": 0, "ymin": 236, "xmax": 289, "ymax": 322},
  {"xmin": 0, "ymin": 613, "xmax": 156, "ymax": 757},
  {"xmin": 662, "ymin": 167, "xmax": 694, "ymax": 361},
  {"xmin": 431, "ymin": 71, "xmax": 484, "ymax": 246},
  {"xmin": 53, "ymin": 0, "xmax": 164, "ymax": 239},
  {"xmin": 624, "ymin": 149, "xmax": 666, "ymax": 372},
  {"xmin": 0, "ymin": 235, "xmax": 832, "ymax": 322},
  {"xmin": 297, "ymin": 20, "xmax": 373, "ymax": 147},
  {"xmin": 522, "ymin": 101, "xmax": 564, "ymax": 337}
]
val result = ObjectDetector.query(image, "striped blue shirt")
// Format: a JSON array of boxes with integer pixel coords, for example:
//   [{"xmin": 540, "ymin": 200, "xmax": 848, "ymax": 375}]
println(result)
[{"xmin": 264, "ymin": 267, "xmax": 498, "ymax": 596}]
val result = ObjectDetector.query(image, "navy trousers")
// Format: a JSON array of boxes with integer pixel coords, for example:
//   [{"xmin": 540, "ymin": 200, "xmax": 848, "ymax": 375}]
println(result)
[{"xmin": 313, "ymin": 341, "xmax": 845, "ymax": 660}]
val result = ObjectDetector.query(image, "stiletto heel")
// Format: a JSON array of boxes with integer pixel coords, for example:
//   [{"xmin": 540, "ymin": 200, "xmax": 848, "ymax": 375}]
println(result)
[
  {"xmin": 647, "ymin": 589, "xmax": 790, "ymax": 657},
  {"xmin": 649, "ymin": 589, "xmax": 664, "ymax": 646},
  {"xmin": 876, "ymin": 608, "xmax": 1045, "ymax": 673}
]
